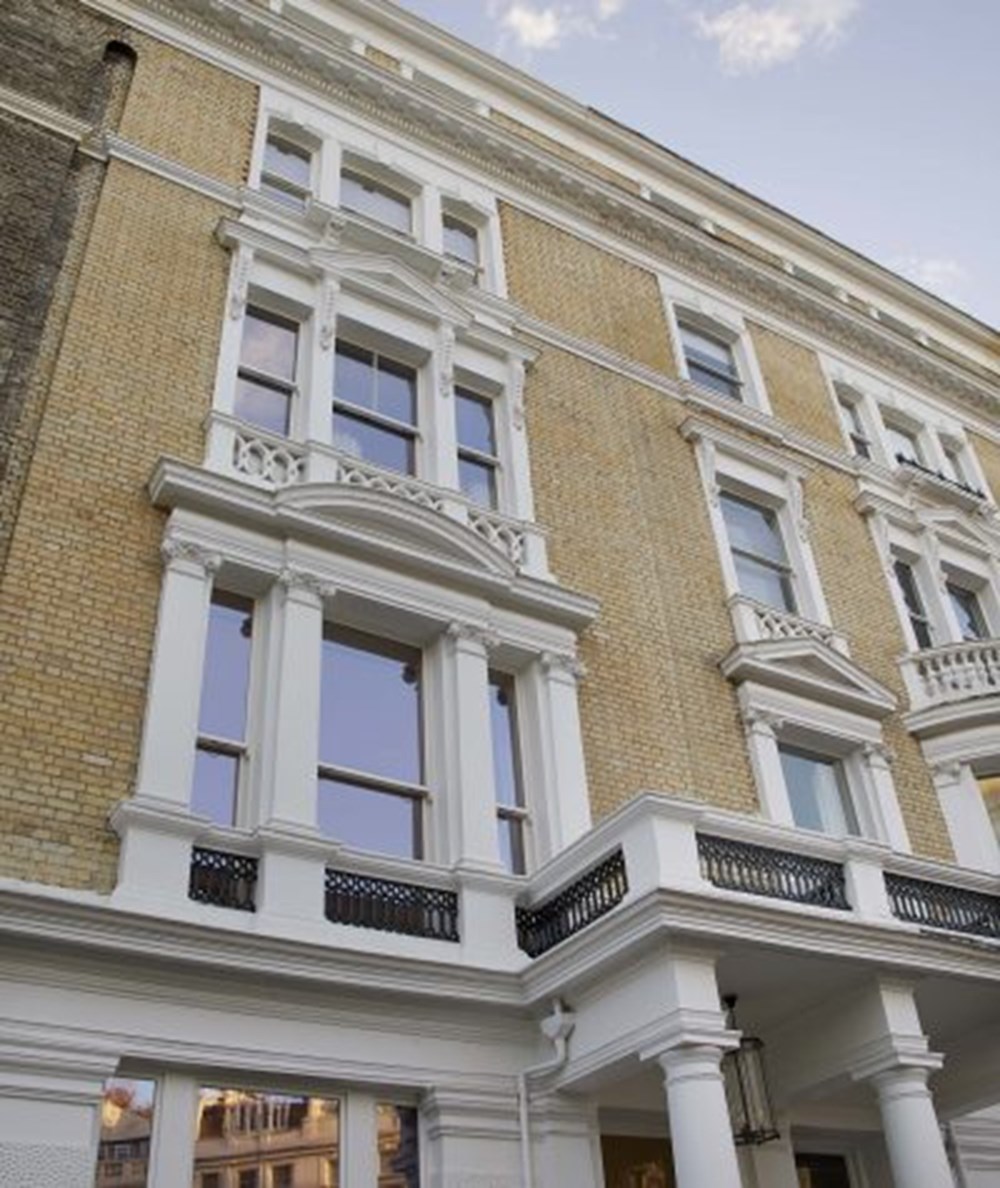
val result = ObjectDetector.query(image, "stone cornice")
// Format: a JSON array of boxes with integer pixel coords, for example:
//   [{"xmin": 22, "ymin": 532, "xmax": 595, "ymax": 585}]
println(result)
[{"xmin": 82, "ymin": 0, "xmax": 1000, "ymax": 423}]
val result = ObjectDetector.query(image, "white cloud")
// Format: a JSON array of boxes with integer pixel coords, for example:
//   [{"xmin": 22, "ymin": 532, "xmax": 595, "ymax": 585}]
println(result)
[
  {"xmin": 891, "ymin": 255, "xmax": 971, "ymax": 307},
  {"xmin": 491, "ymin": 0, "xmax": 626, "ymax": 53},
  {"xmin": 695, "ymin": 0, "xmax": 859, "ymax": 74}
]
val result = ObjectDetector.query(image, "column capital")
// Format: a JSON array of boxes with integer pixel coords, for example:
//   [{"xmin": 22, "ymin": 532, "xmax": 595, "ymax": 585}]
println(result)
[
  {"xmin": 277, "ymin": 567, "xmax": 332, "ymax": 604},
  {"xmin": 540, "ymin": 650, "xmax": 586, "ymax": 683},
  {"xmin": 871, "ymin": 1065, "xmax": 934, "ymax": 1100},
  {"xmin": 161, "ymin": 534, "xmax": 222, "ymax": 577},
  {"xmin": 742, "ymin": 706, "xmax": 783, "ymax": 739},
  {"xmin": 862, "ymin": 741, "xmax": 896, "ymax": 769},
  {"xmin": 445, "ymin": 620, "xmax": 498, "ymax": 653}
]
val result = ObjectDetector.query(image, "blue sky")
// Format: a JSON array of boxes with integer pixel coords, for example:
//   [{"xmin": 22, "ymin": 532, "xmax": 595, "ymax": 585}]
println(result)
[{"xmin": 394, "ymin": 0, "xmax": 1000, "ymax": 330}]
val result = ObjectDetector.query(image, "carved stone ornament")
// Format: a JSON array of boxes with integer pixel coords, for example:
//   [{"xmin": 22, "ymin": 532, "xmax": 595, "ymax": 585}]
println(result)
[
  {"xmin": 228, "ymin": 243, "xmax": 253, "ymax": 320},
  {"xmin": 540, "ymin": 650, "xmax": 587, "ymax": 681},
  {"xmin": 446, "ymin": 620, "xmax": 499, "ymax": 652},
  {"xmin": 278, "ymin": 567, "xmax": 330, "ymax": 599},
  {"xmin": 319, "ymin": 276, "xmax": 340, "ymax": 350},
  {"xmin": 741, "ymin": 707, "xmax": 784, "ymax": 737},
  {"xmin": 439, "ymin": 325, "xmax": 455, "ymax": 399},
  {"xmin": 161, "ymin": 535, "xmax": 222, "ymax": 575},
  {"xmin": 862, "ymin": 742, "xmax": 896, "ymax": 768},
  {"xmin": 510, "ymin": 361, "xmax": 526, "ymax": 431},
  {"xmin": 930, "ymin": 760, "xmax": 964, "ymax": 784}
]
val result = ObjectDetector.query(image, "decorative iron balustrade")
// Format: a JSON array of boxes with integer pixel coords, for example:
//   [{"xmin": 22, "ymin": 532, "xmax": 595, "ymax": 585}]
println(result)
[
  {"xmin": 698, "ymin": 834, "xmax": 850, "ymax": 911},
  {"xmin": 188, "ymin": 847, "xmax": 258, "ymax": 912},
  {"xmin": 516, "ymin": 848, "xmax": 628, "ymax": 958},
  {"xmin": 885, "ymin": 873, "xmax": 1000, "ymax": 939},
  {"xmin": 324, "ymin": 868, "xmax": 460, "ymax": 942},
  {"xmin": 897, "ymin": 455, "xmax": 986, "ymax": 500}
]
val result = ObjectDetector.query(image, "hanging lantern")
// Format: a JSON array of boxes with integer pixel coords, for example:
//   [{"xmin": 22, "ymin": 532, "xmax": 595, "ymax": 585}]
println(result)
[{"xmin": 721, "ymin": 995, "xmax": 780, "ymax": 1146}]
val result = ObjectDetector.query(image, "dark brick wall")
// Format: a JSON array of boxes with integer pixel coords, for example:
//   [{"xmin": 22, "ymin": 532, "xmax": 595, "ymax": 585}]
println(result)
[{"xmin": 0, "ymin": 0, "xmax": 134, "ymax": 575}]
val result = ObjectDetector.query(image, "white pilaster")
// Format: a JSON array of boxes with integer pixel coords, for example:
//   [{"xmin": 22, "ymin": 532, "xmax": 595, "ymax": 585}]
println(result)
[
  {"xmin": 308, "ymin": 274, "xmax": 340, "ymax": 444},
  {"xmin": 932, "ymin": 761, "xmax": 1000, "ymax": 874},
  {"xmin": 134, "ymin": 535, "xmax": 218, "ymax": 806},
  {"xmin": 342, "ymin": 1091, "xmax": 379, "ymax": 1186},
  {"xmin": 505, "ymin": 358, "xmax": 536, "ymax": 522},
  {"xmin": 441, "ymin": 622, "xmax": 502, "ymax": 869},
  {"xmin": 428, "ymin": 323, "xmax": 459, "ymax": 492},
  {"xmin": 148, "ymin": 1072, "xmax": 199, "ymax": 1188},
  {"xmin": 529, "ymin": 651, "xmax": 592, "ymax": 857},
  {"xmin": 741, "ymin": 707, "xmax": 794, "ymax": 825},
  {"xmin": 872, "ymin": 1066, "xmax": 954, "ymax": 1188},
  {"xmin": 656, "ymin": 1046, "xmax": 742, "ymax": 1188},
  {"xmin": 861, "ymin": 743, "xmax": 911, "ymax": 852},
  {"xmin": 259, "ymin": 569, "xmax": 326, "ymax": 829},
  {"xmin": 423, "ymin": 1087, "xmax": 522, "ymax": 1188}
]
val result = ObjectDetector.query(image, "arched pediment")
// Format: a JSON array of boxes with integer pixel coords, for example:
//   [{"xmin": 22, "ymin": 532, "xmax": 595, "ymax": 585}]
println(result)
[{"xmin": 275, "ymin": 482, "xmax": 518, "ymax": 581}]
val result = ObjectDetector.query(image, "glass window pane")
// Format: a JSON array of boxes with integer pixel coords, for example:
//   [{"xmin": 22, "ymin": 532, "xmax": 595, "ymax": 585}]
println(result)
[
  {"xmin": 264, "ymin": 136, "xmax": 311, "ymax": 190},
  {"xmin": 97, "ymin": 1078, "xmax": 156, "ymax": 1188},
  {"xmin": 732, "ymin": 555, "xmax": 795, "ymax": 612},
  {"xmin": 489, "ymin": 674, "xmax": 522, "ymax": 808},
  {"xmin": 893, "ymin": 559, "xmax": 933, "ymax": 648},
  {"xmin": 341, "ymin": 170, "xmax": 411, "ymax": 233},
  {"xmin": 946, "ymin": 583, "xmax": 988, "ymax": 640},
  {"xmin": 333, "ymin": 411, "xmax": 415, "ymax": 474},
  {"xmin": 884, "ymin": 422, "xmax": 921, "ymax": 464},
  {"xmin": 317, "ymin": 776, "xmax": 420, "ymax": 858},
  {"xmin": 720, "ymin": 494, "xmax": 787, "ymax": 566},
  {"xmin": 241, "ymin": 310, "xmax": 297, "ymax": 382},
  {"xmin": 234, "ymin": 377, "xmax": 291, "ymax": 435},
  {"xmin": 687, "ymin": 361, "xmax": 741, "ymax": 400},
  {"xmin": 942, "ymin": 446, "xmax": 968, "ymax": 485},
  {"xmin": 780, "ymin": 747, "xmax": 859, "ymax": 837},
  {"xmin": 443, "ymin": 217, "xmax": 478, "ymax": 265},
  {"xmin": 498, "ymin": 815, "xmax": 526, "ymax": 875},
  {"xmin": 458, "ymin": 456, "xmax": 497, "ymax": 508},
  {"xmin": 455, "ymin": 389, "xmax": 495, "ymax": 455},
  {"xmin": 192, "ymin": 748, "xmax": 239, "ymax": 826},
  {"xmin": 199, "ymin": 595, "xmax": 254, "ymax": 742},
  {"xmin": 377, "ymin": 1104, "xmax": 420, "ymax": 1188},
  {"xmin": 377, "ymin": 356, "xmax": 417, "ymax": 425},
  {"xmin": 680, "ymin": 324, "xmax": 735, "ymax": 371},
  {"xmin": 319, "ymin": 630, "xmax": 422, "ymax": 783},
  {"xmin": 335, "ymin": 342, "xmax": 376, "ymax": 410},
  {"xmin": 194, "ymin": 1090, "xmax": 340, "ymax": 1187}
]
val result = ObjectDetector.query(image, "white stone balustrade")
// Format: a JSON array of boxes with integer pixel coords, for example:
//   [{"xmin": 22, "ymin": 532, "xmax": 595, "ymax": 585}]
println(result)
[
  {"xmin": 900, "ymin": 638, "xmax": 1000, "ymax": 711},
  {"xmin": 204, "ymin": 412, "xmax": 548, "ymax": 576},
  {"xmin": 728, "ymin": 594, "xmax": 849, "ymax": 654}
]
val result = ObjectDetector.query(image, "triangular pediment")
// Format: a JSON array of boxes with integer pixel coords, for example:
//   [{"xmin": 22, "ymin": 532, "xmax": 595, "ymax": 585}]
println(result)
[
  {"xmin": 276, "ymin": 483, "xmax": 516, "ymax": 581},
  {"xmin": 720, "ymin": 636, "xmax": 896, "ymax": 718},
  {"xmin": 919, "ymin": 506, "xmax": 999, "ymax": 552},
  {"xmin": 318, "ymin": 250, "xmax": 475, "ymax": 326}
]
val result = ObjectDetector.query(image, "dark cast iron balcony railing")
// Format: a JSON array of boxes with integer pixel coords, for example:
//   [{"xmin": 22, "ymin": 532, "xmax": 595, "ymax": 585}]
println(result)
[
  {"xmin": 324, "ymin": 868, "xmax": 460, "ymax": 942},
  {"xmin": 188, "ymin": 846, "xmax": 258, "ymax": 912},
  {"xmin": 698, "ymin": 834, "xmax": 850, "ymax": 911},
  {"xmin": 896, "ymin": 454, "xmax": 986, "ymax": 500},
  {"xmin": 516, "ymin": 848, "xmax": 628, "ymax": 958},
  {"xmin": 885, "ymin": 873, "xmax": 1000, "ymax": 939}
]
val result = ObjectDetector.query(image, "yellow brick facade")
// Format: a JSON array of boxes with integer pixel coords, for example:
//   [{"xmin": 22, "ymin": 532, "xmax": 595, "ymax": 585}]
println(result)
[
  {"xmin": 970, "ymin": 429, "xmax": 1000, "ymax": 501},
  {"xmin": 748, "ymin": 321, "xmax": 844, "ymax": 450},
  {"xmin": 0, "ymin": 42, "xmax": 253, "ymax": 890}
]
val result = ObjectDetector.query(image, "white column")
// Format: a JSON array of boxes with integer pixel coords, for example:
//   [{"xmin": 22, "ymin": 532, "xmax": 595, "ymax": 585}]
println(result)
[
  {"xmin": 259, "ymin": 569, "xmax": 326, "ymax": 829},
  {"xmin": 656, "ymin": 1046, "xmax": 742, "ymax": 1188},
  {"xmin": 527, "ymin": 651, "xmax": 591, "ymax": 858},
  {"xmin": 872, "ymin": 1066, "xmax": 954, "ymax": 1188},
  {"xmin": 442, "ymin": 621, "xmax": 502, "ymax": 869},
  {"xmin": 134, "ymin": 535, "xmax": 218, "ymax": 806}
]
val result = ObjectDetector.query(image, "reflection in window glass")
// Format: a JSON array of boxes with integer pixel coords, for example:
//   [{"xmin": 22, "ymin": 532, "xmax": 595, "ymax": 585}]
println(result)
[
  {"xmin": 261, "ymin": 134, "xmax": 312, "ymax": 209},
  {"xmin": 795, "ymin": 1151, "xmax": 852, "ymax": 1188},
  {"xmin": 377, "ymin": 1103, "xmax": 420, "ymax": 1188},
  {"xmin": 720, "ymin": 492, "xmax": 795, "ymax": 612},
  {"xmin": 883, "ymin": 420, "xmax": 922, "ymax": 465},
  {"xmin": 192, "ymin": 593, "xmax": 254, "ymax": 826},
  {"xmin": 779, "ymin": 746, "xmax": 859, "ymax": 837},
  {"xmin": 946, "ymin": 582, "xmax": 988, "ymax": 641},
  {"xmin": 442, "ymin": 215, "xmax": 478, "ymax": 266},
  {"xmin": 333, "ymin": 342, "xmax": 418, "ymax": 475},
  {"xmin": 837, "ymin": 396, "xmax": 871, "ymax": 459},
  {"xmin": 892, "ymin": 558, "xmax": 933, "ymax": 650},
  {"xmin": 318, "ymin": 628, "xmax": 424, "ymax": 858},
  {"xmin": 194, "ymin": 1089, "xmax": 341, "ymax": 1188},
  {"xmin": 341, "ymin": 169, "xmax": 411, "ymax": 233},
  {"xmin": 455, "ymin": 387, "xmax": 498, "ymax": 508},
  {"xmin": 679, "ymin": 322, "xmax": 742, "ymax": 400},
  {"xmin": 236, "ymin": 309, "xmax": 298, "ymax": 436},
  {"xmin": 96, "ymin": 1078, "xmax": 156, "ymax": 1188}
]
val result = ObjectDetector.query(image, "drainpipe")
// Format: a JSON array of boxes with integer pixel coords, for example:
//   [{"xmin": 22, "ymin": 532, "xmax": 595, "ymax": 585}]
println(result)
[{"xmin": 518, "ymin": 999, "xmax": 576, "ymax": 1188}]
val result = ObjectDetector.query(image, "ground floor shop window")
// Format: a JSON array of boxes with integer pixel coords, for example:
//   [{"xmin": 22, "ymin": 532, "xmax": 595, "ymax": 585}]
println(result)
[{"xmin": 96, "ymin": 1079, "xmax": 156, "ymax": 1188}]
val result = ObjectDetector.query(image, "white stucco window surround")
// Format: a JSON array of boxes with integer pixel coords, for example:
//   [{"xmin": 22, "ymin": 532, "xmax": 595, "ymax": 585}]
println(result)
[
  {"xmin": 114, "ymin": 497, "xmax": 597, "ymax": 926},
  {"xmin": 209, "ymin": 223, "xmax": 544, "ymax": 575},
  {"xmin": 661, "ymin": 277, "xmax": 771, "ymax": 413},
  {"xmin": 737, "ymin": 684, "xmax": 910, "ymax": 851},
  {"xmin": 681, "ymin": 417, "xmax": 834, "ymax": 644}
]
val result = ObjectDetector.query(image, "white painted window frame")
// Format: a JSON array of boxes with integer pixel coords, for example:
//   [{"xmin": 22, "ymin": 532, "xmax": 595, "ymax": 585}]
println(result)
[{"xmin": 661, "ymin": 277, "xmax": 771, "ymax": 414}]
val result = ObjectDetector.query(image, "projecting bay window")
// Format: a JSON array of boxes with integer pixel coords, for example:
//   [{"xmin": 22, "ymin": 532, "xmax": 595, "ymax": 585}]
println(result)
[
  {"xmin": 455, "ymin": 385, "xmax": 499, "ymax": 508},
  {"xmin": 678, "ymin": 320, "xmax": 742, "ymax": 401},
  {"xmin": 489, "ymin": 672, "xmax": 527, "ymax": 874},
  {"xmin": 192, "ymin": 592, "xmax": 255, "ymax": 827},
  {"xmin": 778, "ymin": 744, "xmax": 860, "ymax": 838},
  {"xmin": 235, "ymin": 307, "xmax": 299, "ymax": 436},
  {"xmin": 891, "ymin": 556, "xmax": 933, "ymax": 649},
  {"xmin": 720, "ymin": 491, "xmax": 796, "ymax": 613},
  {"xmin": 318, "ymin": 626, "xmax": 426, "ymax": 860},
  {"xmin": 333, "ymin": 341, "xmax": 419, "ymax": 475},
  {"xmin": 260, "ymin": 130, "xmax": 313, "ymax": 210}
]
